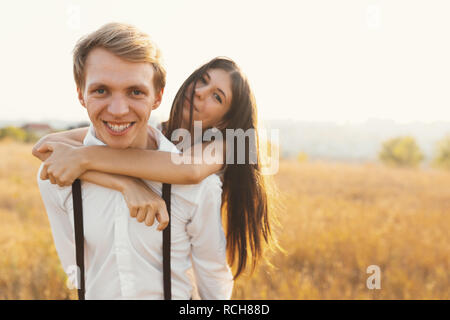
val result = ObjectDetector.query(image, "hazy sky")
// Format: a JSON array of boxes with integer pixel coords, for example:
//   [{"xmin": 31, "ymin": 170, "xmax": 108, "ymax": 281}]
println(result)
[{"xmin": 1, "ymin": 0, "xmax": 449, "ymax": 124}]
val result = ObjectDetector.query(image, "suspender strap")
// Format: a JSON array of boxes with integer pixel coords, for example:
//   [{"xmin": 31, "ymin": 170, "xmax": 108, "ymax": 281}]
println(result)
[
  {"xmin": 162, "ymin": 183, "xmax": 172, "ymax": 300},
  {"xmin": 72, "ymin": 179, "xmax": 85, "ymax": 300},
  {"xmin": 72, "ymin": 179, "xmax": 171, "ymax": 300}
]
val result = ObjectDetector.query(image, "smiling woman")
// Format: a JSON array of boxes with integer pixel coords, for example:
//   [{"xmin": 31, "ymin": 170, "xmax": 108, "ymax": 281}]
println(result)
[{"xmin": 181, "ymin": 68, "xmax": 232, "ymax": 130}]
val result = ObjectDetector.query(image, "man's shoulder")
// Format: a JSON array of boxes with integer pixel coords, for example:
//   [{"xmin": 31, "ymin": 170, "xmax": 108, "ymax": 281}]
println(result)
[
  {"xmin": 148, "ymin": 124, "xmax": 180, "ymax": 154},
  {"xmin": 36, "ymin": 163, "xmax": 72, "ymax": 209},
  {"xmin": 37, "ymin": 163, "xmax": 125, "ymax": 212}
]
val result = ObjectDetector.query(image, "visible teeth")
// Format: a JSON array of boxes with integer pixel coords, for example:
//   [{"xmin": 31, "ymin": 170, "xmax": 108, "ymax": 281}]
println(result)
[{"xmin": 106, "ymin": 122, "xmax": 132, "ymax": 132}]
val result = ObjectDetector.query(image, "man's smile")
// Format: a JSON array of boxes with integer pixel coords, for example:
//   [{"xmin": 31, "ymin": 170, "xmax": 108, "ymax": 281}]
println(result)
[{"xmin": 102, "ymin": 120, "xmax": 136, "ymax": 135}]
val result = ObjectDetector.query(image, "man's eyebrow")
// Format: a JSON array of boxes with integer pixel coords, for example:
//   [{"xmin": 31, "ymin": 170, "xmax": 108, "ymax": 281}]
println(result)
[
  {"xmin": 87, "ymin": 83, "xmax": 150, "ymax": 91},
  {"xmin": 87, "ymin": 82, "xmax": 107, "ymax": 90},
  {"xmin": 126, "ymin": 84, "xmax": 150, "ymax": 92},
  {"xmin": 205, "ymin": 71, "xmax": 228, "ymax": 103}
]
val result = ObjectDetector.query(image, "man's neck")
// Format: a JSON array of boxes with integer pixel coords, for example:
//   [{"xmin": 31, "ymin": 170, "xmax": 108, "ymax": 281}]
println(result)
[
  {"xmin": 126, "ymin": 127, "xmax": 159, "ymax": 150},
  {"xmin": 145, "ymin": 126, "xmax": 159, "ymax": 150}
]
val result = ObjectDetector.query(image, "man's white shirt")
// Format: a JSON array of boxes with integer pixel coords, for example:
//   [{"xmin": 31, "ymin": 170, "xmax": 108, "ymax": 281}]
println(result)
[{"xmin": 37, "ymin": 124, "xmax": 233, "ymax": 300}]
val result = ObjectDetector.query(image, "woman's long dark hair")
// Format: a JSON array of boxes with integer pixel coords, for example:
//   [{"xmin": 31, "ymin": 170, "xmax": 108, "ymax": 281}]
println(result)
[{"xmin": 162, "ymin": 57, "xmax": 281, "ymax": 279}]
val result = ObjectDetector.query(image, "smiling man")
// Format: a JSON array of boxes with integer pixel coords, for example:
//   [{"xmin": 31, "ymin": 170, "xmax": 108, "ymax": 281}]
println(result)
[
  {"xmin": 36, "ymin": 23, "xmax": 233, "ymax": 299},
  {"xmin": 79, "ymin": 46, "xmax": 161, "ymax": 150}
]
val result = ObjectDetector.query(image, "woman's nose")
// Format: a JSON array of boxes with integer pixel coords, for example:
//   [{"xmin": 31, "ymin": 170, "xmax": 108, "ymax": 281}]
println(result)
[{"xmin": 195, "ymin": 85, "xmax": 208, "ymax": 100}]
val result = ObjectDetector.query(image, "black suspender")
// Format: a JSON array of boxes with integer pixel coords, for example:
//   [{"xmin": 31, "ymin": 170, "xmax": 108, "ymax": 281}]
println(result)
[
  {"xmin": 162, "ymin": 183, "xmax": 172, "ymax": 300},
  {"xmin": 72, "ymin": 179, "xmax": 172, "ymax": 300},
  {"xmin": 72, "ymin": 179, "xmax": 85, "ymax": 300}
]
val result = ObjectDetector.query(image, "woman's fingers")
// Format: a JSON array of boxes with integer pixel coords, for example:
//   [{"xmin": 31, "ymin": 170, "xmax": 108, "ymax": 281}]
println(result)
[
  {"xmin": 136, "ymin": 207, "xmax": 147, "ymax": 223},
  {"xmin": 40, "ymin": 163, "xmax": 49, "ymax": 180},
  {"xmin": 129, "ymin": 205, "xmax": 138, "ymax": 218},
  {"xmin": 48, "ymin": 172, "xmax": 57, "ymax": 185},
  {"xmin": 144, "ymin": 208, "xmax": 156, "ymax": 227},
  {"xmin": 32, "ymin": 147, "xmax": 51, "ymax": 161},
  {"xmin": 37, "ymin": 142, "xmax": 53, "ymax": 153},
  {"xmin": 132, "ymin": 204, "xmax": 169, "ymax": 230},
  {"xmin": 156, "ymin": 204, "xmax": 169, "ymax": 231}
]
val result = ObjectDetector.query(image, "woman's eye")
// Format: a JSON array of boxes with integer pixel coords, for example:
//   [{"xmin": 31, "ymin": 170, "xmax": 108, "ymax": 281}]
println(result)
[
  {"xmin": 132, "ymin": 90, "xmax": 142, "ymax": 96},
  {"xmin": 200, "ymin": 76, "xmax": 207, "ymax": 84},
  {"xmin": 214, "ymin": 93, "xmax": 222, "ymax": 103},
  {"xmin": 96, "ymin": 89, "xmax": 105, "ymax": 94}
]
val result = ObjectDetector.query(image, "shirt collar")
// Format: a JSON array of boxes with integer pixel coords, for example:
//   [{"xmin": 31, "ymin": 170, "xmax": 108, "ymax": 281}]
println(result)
[{"xmin": 83, "ymin": 123, "xmax": 180, "ymax": 154}]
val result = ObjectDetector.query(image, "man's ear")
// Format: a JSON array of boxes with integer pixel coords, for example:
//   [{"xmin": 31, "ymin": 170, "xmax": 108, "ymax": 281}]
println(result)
[
  {"xmin": 77, "ymin": 87, "xmax": 86, "ymax": 108},
  {"xmin": 152, "ymin": 88, "xmax": 164, "ymax": 110}
]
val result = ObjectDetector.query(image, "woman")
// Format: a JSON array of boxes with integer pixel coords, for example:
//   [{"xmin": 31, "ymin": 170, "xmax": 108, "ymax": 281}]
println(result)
[{"xmin": 33, "ymin": 57, "xmax": 280, "ymax": 279}]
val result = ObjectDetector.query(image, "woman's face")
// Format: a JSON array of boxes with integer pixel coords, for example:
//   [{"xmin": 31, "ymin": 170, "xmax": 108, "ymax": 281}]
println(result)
[{"xmin": 182, "ymin": 68, "xmax": 233, "ymax": 129}]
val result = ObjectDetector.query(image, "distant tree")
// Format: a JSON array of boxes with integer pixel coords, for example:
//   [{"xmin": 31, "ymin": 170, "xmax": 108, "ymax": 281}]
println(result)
[
  {"xmin": 297, "ymin": 151, "xmax": 308, "ymax": 163},
  {"xmin": 378, "ymin": 136, "xmax": 423, "ymax": 167},
  {"xmin": 432, "ymin": 135, "xmax": 450, "ymax": 170},
  {"xmin": 24, "ymin": 131, "xmax": 39, "ymax": 143},
  {"xmin": 0, "ymin": 126, "xmax": 27, "ymax": 142}
]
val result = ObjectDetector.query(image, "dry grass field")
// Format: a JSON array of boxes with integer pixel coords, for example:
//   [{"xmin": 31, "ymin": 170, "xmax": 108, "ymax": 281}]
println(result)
[{"xmin": 0, "ymin": 140, "xmax": 448, "ymax": 299}]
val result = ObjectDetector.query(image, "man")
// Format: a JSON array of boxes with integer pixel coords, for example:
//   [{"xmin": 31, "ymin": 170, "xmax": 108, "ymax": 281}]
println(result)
[{"xmin": 37, "ymin": 22, "xmax": 233, "ymax": 299}]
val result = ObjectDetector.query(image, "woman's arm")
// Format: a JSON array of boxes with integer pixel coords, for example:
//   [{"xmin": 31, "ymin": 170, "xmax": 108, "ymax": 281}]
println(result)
[
  {"xmin": 79, "ymin": 170, "xmax": 169, "ymax": 230},
  {"xmin": 32, "ymin": 127, "xmax": 89, "ymax": 159},
  {"xmin": 37, "ymin": 138, "xmax": 225, "ymax": 186},
  {"xmin": 83, "ymin": 140, "xmax": 224, "ymax": 184}
]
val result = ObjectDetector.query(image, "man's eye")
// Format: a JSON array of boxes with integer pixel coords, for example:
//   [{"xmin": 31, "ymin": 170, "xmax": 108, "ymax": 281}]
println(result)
[
  {"xmin": 214, "ymin": 93, "xmax": 222, "ymax": 104},
  {"xmin": 132, "ymin": 90, "xmax": 142, "ymax": 96},
  {"xmin": 96, "ymin": 89, "xmax": 105, "ymax": 94}
]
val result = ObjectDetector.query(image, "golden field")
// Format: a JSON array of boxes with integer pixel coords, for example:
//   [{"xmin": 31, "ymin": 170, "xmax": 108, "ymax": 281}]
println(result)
[{"xmin": 0, "ymin": 140, "xmax": 448, "ymax": 299}]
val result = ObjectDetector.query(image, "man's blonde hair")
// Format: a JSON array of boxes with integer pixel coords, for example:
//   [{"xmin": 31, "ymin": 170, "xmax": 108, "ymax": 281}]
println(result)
[{"xmin": 73, "ymin": 22, "xmax": 166, "ymax": 93}]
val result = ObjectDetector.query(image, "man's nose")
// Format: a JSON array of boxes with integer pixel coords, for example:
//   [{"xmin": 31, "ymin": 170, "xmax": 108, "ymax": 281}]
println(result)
[{"xmin": 107, "ymin": 95, "xmax": 129, "ymax": 117}]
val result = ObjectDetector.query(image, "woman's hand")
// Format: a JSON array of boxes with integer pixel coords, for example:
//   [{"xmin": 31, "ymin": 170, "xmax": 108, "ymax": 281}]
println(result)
[
  {"xmin": 32, "ymin": 133, "xmax": 83, "ymax": 162},
  {"xmin": 38, "ymin": 141, "xmax": 87, "ymax": 187},
  {"xmin": 121, "ymin": 178, "xmax": 169, "ymax": 231}
]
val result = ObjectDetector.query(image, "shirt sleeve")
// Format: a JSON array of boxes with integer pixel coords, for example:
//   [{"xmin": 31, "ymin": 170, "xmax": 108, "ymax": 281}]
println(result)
[
  {"xmin": 37, "ymin": 165, "xmax": 77, "ymax": 281},
  {"xmin": 186, "ymin": 178, "xmax": 234, "ymax": 300}
]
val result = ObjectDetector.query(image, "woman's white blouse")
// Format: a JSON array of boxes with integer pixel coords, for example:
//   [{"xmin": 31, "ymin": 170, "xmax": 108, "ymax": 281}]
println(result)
[{"xmin": 37, "ymin": 124, "xmax": 233, "ymax": 299}]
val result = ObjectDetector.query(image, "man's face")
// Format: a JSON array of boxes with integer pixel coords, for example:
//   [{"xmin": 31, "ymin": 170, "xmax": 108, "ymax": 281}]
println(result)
[{"xmin": 78, "ymin": 47, "xmax": 162, "ymax": 149}]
